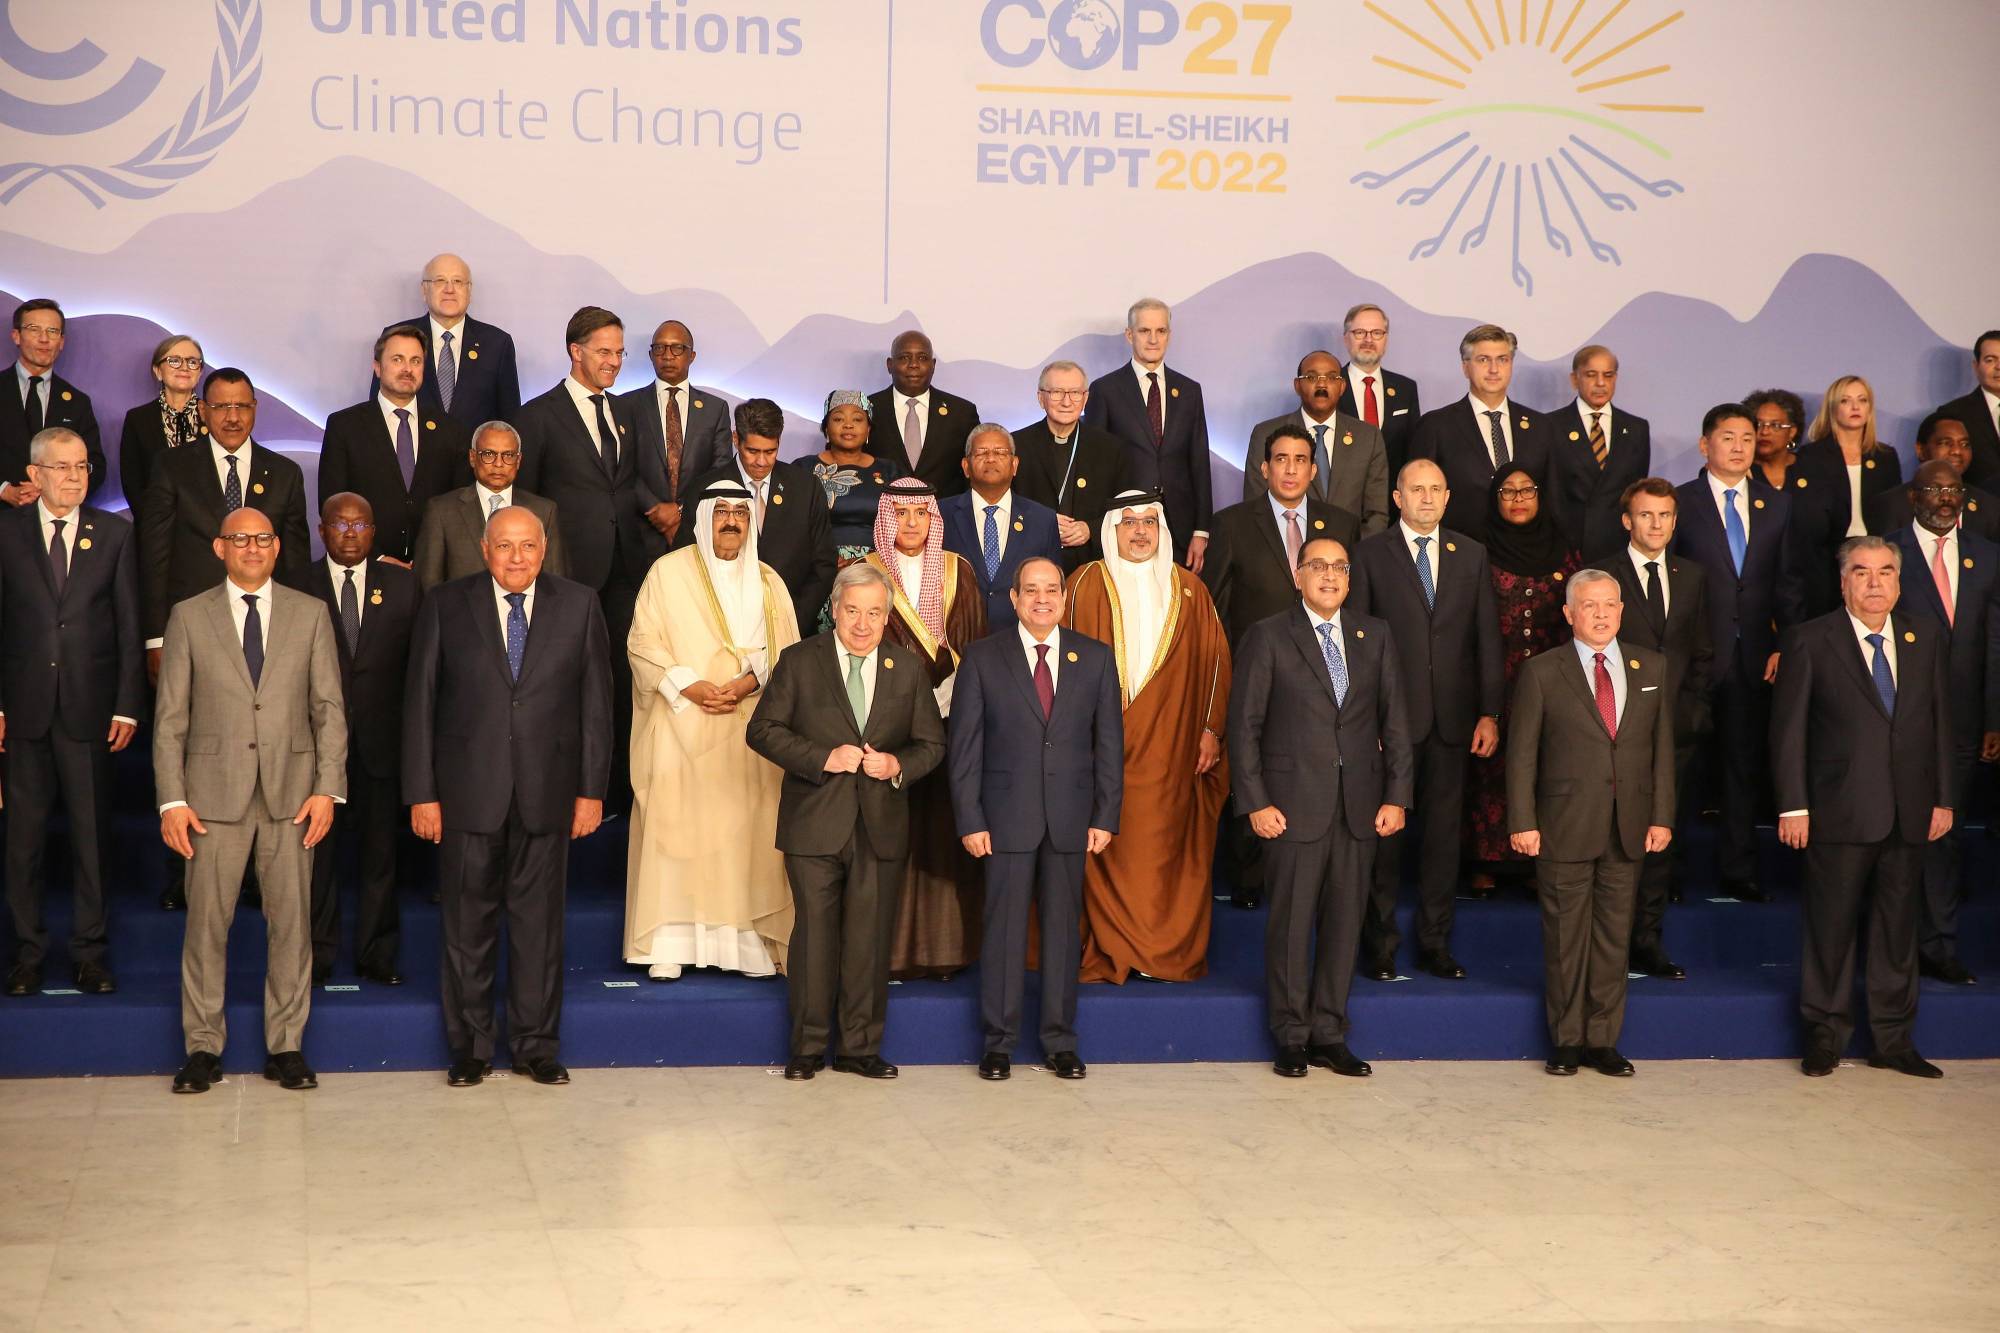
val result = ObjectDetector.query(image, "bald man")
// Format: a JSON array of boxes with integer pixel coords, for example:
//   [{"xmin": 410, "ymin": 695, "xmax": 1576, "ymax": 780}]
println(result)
[
  {"xmin": 373, "ymin": 252, "xmax": 521, "ymax": 429},
  {"xmin": 618, "ymin": 319, "xmax": 733, "ymax": 540}
]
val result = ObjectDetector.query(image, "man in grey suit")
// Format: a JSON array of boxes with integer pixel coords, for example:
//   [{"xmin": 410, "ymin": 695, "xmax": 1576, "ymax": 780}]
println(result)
[
  {"xmin": 155, "ymin": 506, "xmax": 346, "ymax": 1094},
  {"xmin": 413, "ymin": 421, "xmax": 566, "ymax": 589},
  {"xmin": 1241, "ymin": 351, "xmax": 1390, "ymax": 536},
  {"xmin": 621, "ymin": 319, "xmax": 732, "ymax": 545},
  {"xmin": 1507, "ymin": 569, "xmax": 1674, "ymax": 1078},
  {"xmin": 747, "ymin": 562, "xmax": 947, "ymax": 1082}
]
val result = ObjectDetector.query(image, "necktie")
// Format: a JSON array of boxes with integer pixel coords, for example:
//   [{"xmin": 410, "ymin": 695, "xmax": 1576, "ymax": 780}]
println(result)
[
  {"xmin": 1414, "ymin": 534, "xmax": 1436, "ymax": 610},
  {"xmin": 845, "ymin": 652, "xmax": 868, "ymax": 730},
  {"xmin": 504, "ymin": 591, "xmax": 527, "ymax": 681},
  {"xmin": 1317, "ymin": 622, "xmax": 1348, "ymax": 708},
  {"xmin": 1282, "ymin": 508, "xmax": 1302, "ymax": 570},
  {"xmin": 340, "ymin": 568, "xmax": 361, "ymax": 652},
  {"xmin": 436, "ymin": 331, "xmax": 456, "ymax": 413},
  {"xmin": 394, "ymin": 407, "xmax": 416, "ymax": 491},
  {"xmin": 1145, "ymin": 371, "xmax": 1164, "ymax": 447},
  {"xmin": 1589, "ymin": 411, "xmax": 1607, "ymax": 468},
  {"xmin": 903, "ymin": 397, "xmax": 923, "ymax": 465},
  {"xmin": 489, "ymin": 491, "xmax": 503, "ymax": 516},
  {"xmin": 223, "ymin": 453, "xmax": 243, "ymax": 512},
  {"xmin": 23, "ymin": 375, "xmax": 43, "ymax": 436},
  {"xmin": 1309, "ymin": 423, "xmax": 1331, "ymax": 481},
  {"xmin": 1362, "ymin": 375, "xmax": 1379, "ymax": 427},
  {"xmin": 1644, "ymin": 559, "xmax": 1665, "ymax": 629},
  {"xmin": 662, "ymin": 386, "xmax": 684, "ymax": 497},
  {"xmin": 1033, "ymin": 643, "xmax": 1054, "ymax": 719},
  {"xmin": 1484, "ymin": 410, "xmax": 1509, "ymax": 470},
  {"xmin": 754, "ymin": 480, "xmax": 768, "ymax": 530},
  {"xmin": 47, "ymin": 517, "xmax": 66, "ymax": 597},
  {"xmin": 1593, "ymin": 652, "xmax": 1617, "ymax": 738},
  {"xmin": 242, "ymin": 593, "xmax": 264, "ymax": 688},
  {"xmin": 1932, "ymin": 535, "xmax": 1955, "ymax": 626},
  {"xmin": 982, "ymin": 504, "xmax": 1002, "ymax": 582},
  {"xmin": 1723, "ymin": 488, "xmax": 1746, "ymax": 575},
  {"xmin": 590, "ymin": 394, "xmax": 616, "ymax": 474},
  {"xmin": 1866, "ymin": 631, "xmax": 1895, "ymax": 715}
]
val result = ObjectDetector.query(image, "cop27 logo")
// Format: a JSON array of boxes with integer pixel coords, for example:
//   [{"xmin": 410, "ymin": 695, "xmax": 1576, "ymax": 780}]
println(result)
[
  {"xmin": 981, "ymin": 0, "xmax": 1291, "ymax": 75},
  {"xmin": 1339, "ymin": 0, "xmax": 1697, "ymax": 296},
  {"xmin": 0, "ymin": 0, "xmax": 262, "ymax": 207}
]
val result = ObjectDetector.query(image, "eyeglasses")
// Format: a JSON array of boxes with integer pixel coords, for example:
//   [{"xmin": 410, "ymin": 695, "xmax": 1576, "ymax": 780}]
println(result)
[
  {"xmin": 219, "ymin": 532, "xmax": 277, "ymax": 548},
  {"xmin": 205, "ymin": 401, "xmax": 255, "ymax": 414},
  {"xmin": 1914, "ymin": 485, "xmax": 1967, "ymax": 499},
  {"xmin": 16, "ymin": 323, "xmax": 62, "ymax": 339},
  {"xmin": 158, "ymin": 355, "xmax": 204, "ymax": 371},
  {"xmin": 32, "ymin": 461, "xmax": 92, "ymax": 476},
  {"xmin": 1294, "ymin": 373, "xmax": 1344, "ymax": 386},
  {"xmin": 1754, "ymin": 420, "xmax": 1797, "ymax": 433},
  {"xmin": 421, "ymin": 277, "xmax": 470, "ymax": 290},
  {"xmin": 1038, "ymin": 387, "xmax": 1085, "ymax": 400},
  {"xmin": 1300, "ymin": 559, "xmax": 1351, "ymax": 575},
  {"xmin": 1344, "ymin": 329, "xmax": 1387, "ymax": 342},
  {"xmin": 473, "ymin": 449, "xmax": 521, "ymax": 464},
  {"xmin": 1499, "ymin": 485, "xmax": 1540, "ymax": 500},
  {"xmin": 325, "ymin": 520, "xmax": 375, "ymax": 535},
  {"xmin": 649, "ymin": 342, "xmax": 693, "ymax": 356}
]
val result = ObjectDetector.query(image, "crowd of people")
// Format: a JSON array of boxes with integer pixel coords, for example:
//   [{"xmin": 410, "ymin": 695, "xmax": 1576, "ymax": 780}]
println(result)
[{"xmin": 3, "ymin": 258, "xmax": 1996, "ymax": 1092}]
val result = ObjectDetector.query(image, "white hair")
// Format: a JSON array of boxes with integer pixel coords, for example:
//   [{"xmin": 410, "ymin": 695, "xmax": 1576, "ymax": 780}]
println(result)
[
  {"xmin": 1125, "ymin": 297, "xmax": 1170, "ymax": 330},
  {"xmin": 1564, "ymin": 568, "xmax": 1621, "ymax": 608},
  {"xmin": 29, "ymin": 426, "xmax": 83, "ymax": 467}
]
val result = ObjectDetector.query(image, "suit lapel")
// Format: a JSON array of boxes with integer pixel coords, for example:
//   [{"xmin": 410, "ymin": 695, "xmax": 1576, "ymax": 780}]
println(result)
[
  {"xmin": 1004, "ymin": 628, "xmax": 1049, "ymax": 722},
  {"xmin": 1560, "ymin": 647, "xmax": 1609, "ymax": 735},
  {"xmin": 1285, "ymin": 609, "xmax": 1338, "ymax": 707},
  {"xmin": 822, "ymin": 639, "xmax": 864, "ymax": 740},
  {"xmin": 1254, "ymin": 502, "xmax": 1291, "ymax": 579},
  {"xmin": 470, "ymin": 578, "xmax": 514, "ymax": 687},
  {"xmin": 1831, "ymin": 617, "xmax": 1889, "ymax": 718},
  {"xmin": 204, "ymin": 587, "xmax": 256, "ymax": 694}
]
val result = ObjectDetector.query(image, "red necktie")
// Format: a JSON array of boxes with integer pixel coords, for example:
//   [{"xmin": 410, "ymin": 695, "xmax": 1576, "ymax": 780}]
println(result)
[
  {"xmin": 1145, "ymin": 371, "xmax": 1164, "ymax": 447},
  {"xmin": 1932, "ymin": 535, "xmax": 1955, "ymax": 626},
  {"xmin": 663, "ymin": 386, "xmax": 684, "ymax": 497},
  {"xmin": 1593, "ymin": 652, "xmax": 1617, "ymax": 739},
  {"xmin": 1362, "ymin": 375, "xmax": 1379, "ymax": 426},
  {"xmin": 1034, "ymin": 643, "xmax": 1054, "ymax": 719}
]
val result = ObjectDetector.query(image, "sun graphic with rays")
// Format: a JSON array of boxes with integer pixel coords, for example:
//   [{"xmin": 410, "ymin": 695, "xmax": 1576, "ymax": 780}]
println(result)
[{"xmin": 1337, "ymin": 0, "xmax": 1702, "ymax": 297}]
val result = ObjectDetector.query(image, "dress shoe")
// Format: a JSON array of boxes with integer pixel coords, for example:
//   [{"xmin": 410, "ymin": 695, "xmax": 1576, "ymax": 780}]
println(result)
[
  {"xmin": 4, "ymin": 962, "xmax": 40, "ymax": 997},
  {"xmin": 1722, "ymin": 879, "xmax": 1768, "ymax": 903},
  {"xmin": 1230, "ymin": 889, "xmax": 1263, "ymax": 910},
  {"xmin": 1362, "ymin": 956, "xmax": 1397, "ymax": 982},
  {"xmin": 73, "ymin": 962, "xmax": 117, "ymax": 994},
  {"xmin": 783, "ymin": 1055, "xmax": 821, "ymax": 1080},
  {"xmin": 1418, "ymin": 950, "xmax": 1467, "ymax": 980},
  {"xmin": 357, "ymin": 964, "xmax": 405, "ymax": 987},
  {"xmin": 447, "ymin": 1058, "xmax": 492, "ymax": 1087},
  {"xmin": 1044, "ymin": 1051, "xmax": 1087, "ymax": 1079},
  {"xmin": 646, "ymin": 963, "xmax": 682, "ymax": 982},
  {"xmin": 172, "ymin": 1050, "xmax": 222, "ymax": 1094},
  {"xmin": 1272, "ymin": 1045, "xmax": 1308, "ymax": 1078},
  {"xmin": 511, "ymin": 1057, "xmax": 571, "ymax": 1085},
  {"xmin": 1919, "ymin": 955, "xmax": 1977, "ymax": 986},
  {"xmin": 264, "ymin": 1051, "xmax": 318, "ymax": 1090},
  {"xmin": 832, "ymin": 1055, "xmax": 898, "ymax": 1080},
  {"xmin": 1584, "ymin": 1046, "xmax": 1635, "ymax": 1077},
  {"xmin": 1868, "ymin": 1050, "xmax": 1944, "ymax": 1079},
  {"xmin": 159, "ymin": 887, "xmax": 186, "ymax": 911},
  {"xmin": 1633, "ymin": 952, "xmax": 1686, "ymax": 981},
  {"xmin": 978, "ymin": 1053, "xmax": 1011, "ymax": 1081},
  {"xmin": 1801, "ymin": 1048, "xmax": 1839, "ymax": 1077},
  {"xmin": 1307, "ymin": 1043, "xmax": 1371, "ymax": 1077},
  {"xmin": 1545, "ymin": 1046, "xmax": 1580, "ymax": 1075}
]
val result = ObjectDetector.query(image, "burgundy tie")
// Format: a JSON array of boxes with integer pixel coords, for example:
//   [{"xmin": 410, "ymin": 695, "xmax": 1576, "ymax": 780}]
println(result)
[
  {"xmin": 1034, "ymin": 643, "xmax": 1054, "ymax": 719},
  {"xmin": 1593, "ymin": 652, "xmax": 1617, "ymax": 739},
  {"xmin": 1363, "ymin": 375, "xmax": 1379, "ymax": 426},
  {"xmin": 1145, "ymin": 372, "xmax": 1164, "ymax": 448},
  {"xmin": 663, "ymin": 386, "xmax": 684, "ymax": 498}
]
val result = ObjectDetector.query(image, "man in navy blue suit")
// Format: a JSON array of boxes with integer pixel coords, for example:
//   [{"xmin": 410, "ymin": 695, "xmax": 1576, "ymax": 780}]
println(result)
[
  {"xmin": 375, "ymin": 254, "xmax": 521, "ymax": 430},
  {"xmin": 1083, "ymin": 298, "xmax": 1213, "ymax": 570},
  {"xmin": 1408, "ymin": 324, "xmax": 1551, "ymax": 545},
  {"xmin": 941, "ymin": 423, "xmax": 1062, "ymax": 633},
  {"xmin": 950, "ymin": 555, "xmax": 1122, "ymax": 1081}
]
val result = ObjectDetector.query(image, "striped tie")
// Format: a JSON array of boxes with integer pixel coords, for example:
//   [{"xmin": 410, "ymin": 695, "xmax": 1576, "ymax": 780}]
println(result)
[
  {"xmin": 1589, "ymin": 411, "xmax": 1607, "ymax": 468},
  {"xmin": 436, "ymin": 331, "xmax": 457, "ymax": 412}
]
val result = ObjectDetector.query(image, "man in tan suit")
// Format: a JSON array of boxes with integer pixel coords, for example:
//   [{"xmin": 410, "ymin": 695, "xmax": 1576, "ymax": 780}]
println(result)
[
  {"xmin": 155, "ymin": 506, "xmax": 346, "ymax": 1094},
  {"xmin": 1506, "ymin": 568, "xmax": 1674, "ymax": 1079},
  {"xmin": 411, "ymin": 421, "xmax": 566, "ymax": 589}
]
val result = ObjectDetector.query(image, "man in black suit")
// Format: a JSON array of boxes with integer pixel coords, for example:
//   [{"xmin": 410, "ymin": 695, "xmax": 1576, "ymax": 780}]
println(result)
[
  {"xmin": 675, "ymin": 398, "xmax": 835, "ymax": 633},
  {"xmin": 517, "ymin": 306, "xmax": 666, "ymax": 812},
  {"xmin": 1938, "ymin": 330, "xmax": 2000, "ymax": 488},
  {"xmin": 1409, "ymin": 323, "xmax": 1550, "ymax": 544},
  {"xmin": 950, "ymin": 556, "xmax": 1122, "ymax": 1081},
  {"xmin": 1866, "ymin": 414, "xmax": 2000, "ymax": 543},
  {"xmin": 1206, "ymin": 424, "xmax": 1363, "ymax": 645},
  {"xmin": 403, "ymin": 505, "xmax": 613, "ymax": 1088},
  {"xmin": 1241, "ymin": 351, "xmax": 1389, "ymax": 536},
  {"xmin": 747, "ymin": 562, "xmax": 947, "ymax": 1081},
  {"xmin": 1336, "ymin": 303, "xmax": 1420, "ymax": 487},
  {"xmin": 2, "ymin": 300, "xmax": 103, "ymax": 507},
  {"xmin": 1083, "ymin": 298, "xmax": 1214, "ymax": 570},
  {"xmin": 0, "ymin": 428, "xmax": 141, "ymax": 997},
  {"xmin": 1670, "ymin": 403, "xmax": 1805, "ymax": 901},
  {"xmin": 1886, "ymin": 461, "xmax": 2000, "ymax": 987},
  {"xmin": 1548, "ymin": 345, "xmax": 1651, "ymax": 560},
  {"xmin": 869, "ymin": 330, "xmax": 979, "ymax": 498},
  {"xmin": 319, "ymin": 325, "xmax": 472, "ymax": 564},
  {"xmin": 307, "ymin": 493, "xmax": 420, "ymax": 986},
  {"xmin": 1348, "ymin": 458, "xmax": 1503, "ymax": 979},
  {"xmin": 1232, "ymin": 537, "xmax": 1412, "ymax": 1078},
  {"xmin": 621, "ymin": 318, "xmax": 732, "ymax": 546},
  {"xmin": 1611, "ymin": 479, "xmax": 1712, "ymax": 980},
  {"xmin": 374, "ymin": 253, "xmax": 521, "ymax": 430},
  {"xmin": 940, "ymin": 425, "xmax": 1064, "ymax": 633},
  {"xmin": 1012, "ymin": 359, "xmax": 1125, "ymax": 571},
  {"xmin": 412, "ymin": 421, "xmax": 568, "ymax": 587},
  {"xmin": 1775, "ymin": 535, "xmax": 1953, "ymax": 1079}
]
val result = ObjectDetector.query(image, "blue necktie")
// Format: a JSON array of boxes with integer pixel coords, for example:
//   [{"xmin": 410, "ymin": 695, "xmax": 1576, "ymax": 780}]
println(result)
[
  {"xmin": 241, "ymin": 593, "xmax": 263, "ymax": 688},
  {"xmin": 436, "ymin": 330, "xmax": 456, "ymax": 413},
  {"xmin": 222, "ymin": 453, "xmax": 242, "ymax": 512},
  {"xmin": 1414, "ymin": 534, "xmax": 1436, "ymax": 610},
  {"xmin": 1866, "ymin": 631, "xmax": 1895, "ymax": 715},
  {"xmin": 1309, "ymin": 423, "xmax": 1331, "ymax": 481},
  {"xmin": 1484, "ymin": 410, "xmax": 1509, "ymax": 469},
  {"xmin": 982, "ymin": 504, "xmax": 1002, "ymax": 582},
  {"xmin": 1723, "ymin": 487, "xmax": 1747, "ymax": 576},
  {"xmin": 1317, "ymin": 621, "xmax": 1348, "ymax": 708},
  {"xmin": 505, "ymin": 591, "xmax": 527, "ymax": 681},
  {"xmin": 394, "ymin": 407, "xmax": 416, "ymax": 491}
]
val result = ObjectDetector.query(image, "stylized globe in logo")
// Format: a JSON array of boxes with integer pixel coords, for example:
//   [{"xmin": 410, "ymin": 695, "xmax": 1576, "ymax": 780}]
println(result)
[{"xmin": 1047, "ymin": 0, "xmax": 1121, "ymax": 71}]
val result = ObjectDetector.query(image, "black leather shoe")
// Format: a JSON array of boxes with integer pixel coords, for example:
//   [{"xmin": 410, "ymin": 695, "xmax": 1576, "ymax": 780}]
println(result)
[
  {"xmin": 1868, "ymin": 1050, "xmax": 1944, "ymax": 1079},
  {"xmin": 1419, "ymin": 950, "xmax": 1467, "ymax": 980},
  {"xmin": 4, "ymin": 962, "xmax": 40, "ymax": 997},
  {"xmin": 1273, "ymin": 1045, "xmax": 1308, "ymax": 1078},
  {"xmin": 1307, "ymin": 1043, "xmax": 1371, "ymax": 1077},
  {"xmin": 1633, "ymin": 952, "xmax": 1686, "ymax": 980},
  {"xmin": 511, "ymin": 1057, "xmax": 571, "ymax": 1085},
  {"xmin": 73, "ymin": 962, "xmax": 117, "ymax": 994},
  {"xmin": 1801, "ymin": 1048, "xmax": 1839, "ymax": 1077},
  {"xmin": 783, "ymin": 1056, "xmax": 820, "ymax": 1080},
  {"xmin": 1722, "ymin": 879, "xmax": 1768, "ymax": 903},
  {"xmin": 357, "ymin": 964, "xmax": 405, "ymax": 987},
  {"xmin": 447, "ymin": 1058, "xmax": 491, "ymax": 1087},
  {"xmin": 1545, "ymin": 1046, "xmax": 1580, "ymax": 1075},
  {"xmin": 159, "ymin": 887, "xmax": 186, "ymax": 911},
  {"xmin": 1044, "ymin": 1051, "xmax": 1087, "ymax": 1079},
  {"xmin": 978, "ymin": 1053, "xmax": 1011, "ymax": 1081},
  {"xmin": 1362, "ymin": 956, "xmax": 1397, "ymax": 981},
  {"xmin": 172, "ymin": 1051, "xmax": 221, "ymax": 1094},
  {"xmin": 264, "ymin": 1051, "xmax": 318, "ymax": 1090},
  {"xmin": 1919, "ymin": 955, "xmax": 1977, "ymax": 986},
  {"xmin": 1585, "ymin": 1046, "xmax": 1634, "ymax": 1077},
  {"xmin": 833, "ymin": 1055, "xmax": 898, "ymax": 1080}
]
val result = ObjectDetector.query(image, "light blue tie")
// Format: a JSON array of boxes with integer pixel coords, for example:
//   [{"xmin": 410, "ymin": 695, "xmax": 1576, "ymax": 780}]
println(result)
[
  {"xmin": 1414, "ymin": 534, "xmax": 1436, "ymax": 610},
  {"xmin": 505, "ymin": 592, "xmax": 527, "ymax": 681},
  {"xmin": 1317, "ymin": 621, "xmax": 1348, "ymax": 708},
  {"xmin": 1723, "ymin": 487, "xmax": 1747, "ymax": 576},
  {"xmin": 436, "ymin": 330, "xmax": 456, "ymax": 412},
  {"xmin": 982, "ymin": 504, "xmax": 1002, "ymax": 582},
  {"xmin": 1866, "ymin": 632, "xmax": 1895, "ymax": 715},
  {"xmin": 1309, "ymin": 423, "xmax": 1331, "ymax": 480}
]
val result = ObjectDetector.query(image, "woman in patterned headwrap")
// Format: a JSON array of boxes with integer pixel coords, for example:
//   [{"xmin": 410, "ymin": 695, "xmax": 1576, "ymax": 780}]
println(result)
[
  {"xmin": 866, "ymin": 477, "xmax": 989, "ymax": 978},
  {"xmin": 118, "ymin": 333, "xmax": 207, "ymax": 526},
  {"xmin": 812, "ymin": 388, "xmax": 907, "ymax": 572}
]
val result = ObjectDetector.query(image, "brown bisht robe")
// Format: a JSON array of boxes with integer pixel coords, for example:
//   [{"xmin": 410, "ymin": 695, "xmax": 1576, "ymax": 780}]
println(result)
[
  {"xmin": 1063, "ymin": 561, "xmax": 1231, "ymax": 982},
  {"xmin": 869, "ymin": 551, "xmax": 990, "ymax": 978}
]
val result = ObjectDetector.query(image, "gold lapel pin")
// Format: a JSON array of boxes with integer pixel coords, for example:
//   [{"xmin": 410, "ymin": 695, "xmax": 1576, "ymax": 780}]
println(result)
[
  {"xmin": 1355, "ymin": 628, "xmax": 1366, "ymax": 638},
  {"xmin": 1629, "ymin": 658, "xmax": 1641, "ymax": 670},
  {"xmin": 883, "ymin": 656, "xmax": 894, "ymax": 669},
  {"xmin": 1753, "ymin": 498, "xmax": 1766, "ymax": 509},
  {"xmin": 1569, "ymin": 430, "xmax": 1580, "ymax": 441},
  {"xmin": 1796, "ymin": 477, "xmax": 1808, "ymax": 488},
  {"xmin": 1969, "ymin": 500, "xmax": 1981, "ymax": 511},
  {"xmin": 1012, "ymin": 519, "xmax": 1023, "ymax": 531},
  {"xmin": 1518, "ymin": 417, "xmax": 1530, "ymax": 430},
  {"xmin": 252, "ymin": 482, "xmax": 265, "ymax": 494},
  {"xmin": 467, "ymin": 348, "xmax": 479, "ymax": 360},
  {"xmin": 370, "ymin": 589, "xmax": 383, "ymax": 605},
  {"xmin": 1066, "ymin": 650, "xmax": 1078, "ymax": 662},
  {"xmin": 1445, "ymin": 541, "xmax": 1457, "ymax": 552},
  {"xmin": 60, "ymin": 390, "xmax": 73, "ymax": 401},
  {"xmin": 1965, "ymin": 556, "xmax": 1975, "ymax": 568},
  {"xmin": 772, "ymin": 491, "xmax": 784, "ymax": 504},
  {"xmin": 1341, "ymin": 433, "xmax": 1353, "ymax": 446},
  {"xmin": 1386, "ymin": 386, "xmax": 1397, "ymax": 397},
  {"xmin": 425, "ymin": 419, "xmax": 436, "ymax": 430},
  {"xmin": 78, "ymin": 537, "xmax": 92, "ymax": 550},
  {"xmin": 694, "ymin": 399, "xmax": 705, "ymax": 409},
  {"xmin": 1313, "ymin": 519, "xmax": 1325, "ymax": 530},
  {"xmin": 1865, "ymin": 458, "xmax": 1876, "ymax": 469},
  {"xmin": 1170, "ymin": 387, "xmax": 1181, "ymax": 398},
  {"xmin": 1075, "ymin": 477, "xmax": 1087, "ymax": 488},
  {"xmin": 1182, "ymin": 586, "xmax": 1192, "ymax": 597},
  {"xmin": 1904, "ymin": 630, "xmax": 1916, "ymax": 643},
  {"xmin": 1553, "ymin": 571, "xmax": 1564, "ymax": 581}
]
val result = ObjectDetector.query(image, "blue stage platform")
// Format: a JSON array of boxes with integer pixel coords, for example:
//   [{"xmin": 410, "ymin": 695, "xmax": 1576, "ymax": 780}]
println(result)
[{"xmin": 2, "ymin": 815, "xmax": 1996, "ymax": 1078}]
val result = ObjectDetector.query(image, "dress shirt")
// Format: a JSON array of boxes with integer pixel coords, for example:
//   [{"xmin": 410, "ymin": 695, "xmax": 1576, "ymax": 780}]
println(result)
[
  {"xmin": 1398, "ymin": 518, "xmax": 1444, "ymax": 572},
  {"xmin": 835, "ymin": 637, "xmax": 881, "ymax": 719},
  {"xmin": 562, "ymin": 374, "xmax": 617, "ymax": 462},
  {"xmin": 327, "ymin": 556, "xmax": 367, "ymax": 626},
  {"xmin": 1129, "ymin": 360, "xmax": 1167, "ymax": 434},
  {"xmin": 894, "ymin": 551, "xmax": 924, "ymax": 597},
  {"xmin": 1465, "ymin": 395, "xmax": 1516, "ymax": 467},
  {"xmin": 210, "ymin": 439, "xmax": 253, "ymax": 496},
  {"xmin": 1780, "ymin": 615, "xmax": 1901, "ymax": 820},
  {"xmin": 1572, "ymin": 636, "xmax": 1628, "ymax": 723},
  {"xmin": 1018, "ymin": 621, "xmax": 1061, "ymax": 693},
  {"xmin": 1845, "ymin": 461, "xmax": 1866, "ymax": 537},
  {"xmin": 1576, "ymin": 400, "xmax": 1614, "ymax": 447},
  {"xmin": 1984, "ymin": 388, "xmax": 2000, "ymax": 434},
  {"xmin": 655, "ymin": 377, "xmax": 690, "ymax": 445},
  {"xmin": 733, "ymin": 462, "xmax": 772, "ymax": 515},
  {"xmin": 15, "ymin": 362, "xmax": 48, "ymax": 415},
  {"xmin": 1915, "ymin": 521, "xmax": 1959, "ymax": 607},
  {"xmin": 1350, "ymin": 367, "xmax": 1384, "ymax": 423},
  {"xmin": 474, "ymin": 482, "xmax": 514, "ymax": 516},
  {"xmin": 1627, "ymin": 545, "xmax": 1671, "ymax": 616},
  {"xmin": 429, "ymin": 315, "xmax": 463, "ymax": 381},
  {"xmin": 1704, "ymin": 470, "xmax": 1754, "ymax": 540},
  {"xmin": 493, "ymin": 577, "xmax": 535, "ymax": 642},
  {"xmin": 897, "ymin": 390, "xmax": 931, "ymax": 458},
  {"xmin": 1046, "ymin": 421, "xmax": 1081, "ymax": 501},
  {"xmin": 377, "ymin": 391, "xmax": 421, "ymax": 460},
  {"xmin": 971, "ymin": 488, "xmax": 1015, "ymax": 561},
  {"xmin": 1268, "ymin": 492, "xmax": 1309, "ymax": 555},
  {"xmin": 11, "ymin": 501, "xmax": 136, "ymax": 728}
]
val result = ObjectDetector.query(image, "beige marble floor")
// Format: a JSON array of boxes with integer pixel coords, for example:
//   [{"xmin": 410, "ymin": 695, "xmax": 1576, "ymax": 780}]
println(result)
[{"xmin": 2, "ymin": 1059, "xmax": 1996, "ymax": 1333}]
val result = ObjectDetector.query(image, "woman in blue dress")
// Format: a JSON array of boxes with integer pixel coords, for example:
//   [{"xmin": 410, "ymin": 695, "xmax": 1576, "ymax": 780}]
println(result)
[{"xmin": 810, "ymin": 389, "xmax": 906, "ymax": 629}]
